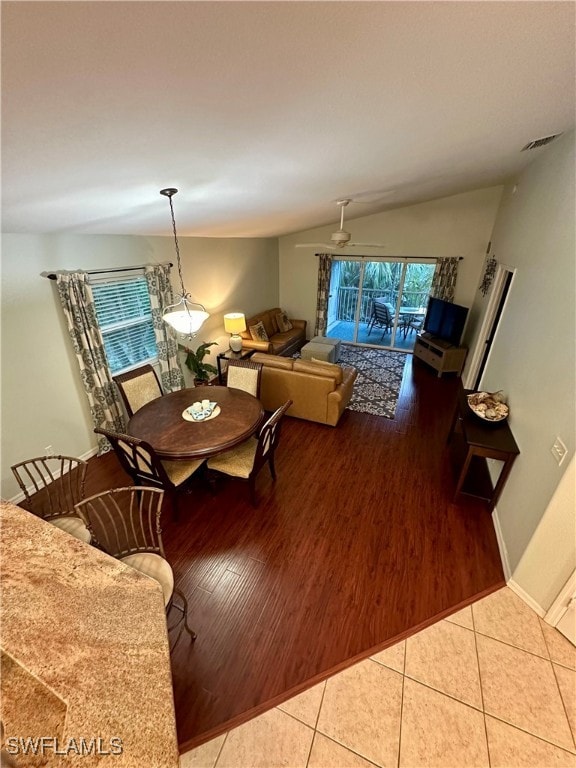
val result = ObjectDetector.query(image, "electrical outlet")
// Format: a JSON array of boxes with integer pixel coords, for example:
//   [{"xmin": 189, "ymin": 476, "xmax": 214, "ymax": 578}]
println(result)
[
  {"xmin": 44, "ymin": 445, "xmax": 54, "ymax": 457},
  {"xmin": 551, "ymin": 436, "xmax": 568, "ymax": 467}
]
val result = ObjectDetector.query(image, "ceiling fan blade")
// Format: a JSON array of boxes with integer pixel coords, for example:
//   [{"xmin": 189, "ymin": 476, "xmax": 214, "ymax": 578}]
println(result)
[
  {"xmin": 295, "ymin": 242, "xmax": 333, "ymax": 249},
  {"xmin": 347, "ymin": 242, "xmax": 386, "ymax": 248}
]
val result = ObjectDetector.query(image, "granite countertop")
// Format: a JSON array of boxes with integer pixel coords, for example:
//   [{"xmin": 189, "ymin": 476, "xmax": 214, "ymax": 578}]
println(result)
[{"xmin": 0, "ymin": 501, "xmax": 180, "ymax": 768}]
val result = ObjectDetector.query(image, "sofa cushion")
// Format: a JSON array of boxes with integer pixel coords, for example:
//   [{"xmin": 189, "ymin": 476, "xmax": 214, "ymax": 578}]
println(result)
[
  {"xmin": 293, "ymin": 359, "xmax": 343, "ymax": 386},
  {"xmin": 249, "ymin": 320, "xmax": 269, "ymax": 342},
  {"xmin": 276, "ymin": 311, "xmax": 293, "ymax": 333}
]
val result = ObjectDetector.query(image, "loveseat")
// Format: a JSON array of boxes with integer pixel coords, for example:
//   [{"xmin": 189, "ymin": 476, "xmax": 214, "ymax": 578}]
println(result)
[
  {"xmin": 240, "ymin": 307, "xmax": 306, "ymax": 356},
  {"xmin": 251, "ymin": 353, "xmax": 357, "ymax": 427}
]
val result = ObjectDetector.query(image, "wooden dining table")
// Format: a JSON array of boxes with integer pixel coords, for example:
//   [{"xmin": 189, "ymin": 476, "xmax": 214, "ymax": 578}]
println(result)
[{"xmin": 127, "ymin": 386, "xmax": 265, "ymax": 460}]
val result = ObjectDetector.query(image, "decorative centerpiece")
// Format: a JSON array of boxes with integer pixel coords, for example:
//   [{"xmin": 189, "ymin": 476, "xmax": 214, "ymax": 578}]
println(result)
[{"xmin": 467, "ymin": 390, "xmax": 509, "ymax": 424}]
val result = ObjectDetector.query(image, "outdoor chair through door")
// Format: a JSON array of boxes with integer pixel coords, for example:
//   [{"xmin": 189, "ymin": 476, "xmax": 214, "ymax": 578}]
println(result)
[{"xmin": 367, "ymin": 300, "xmax": 396, "ymax": 339}]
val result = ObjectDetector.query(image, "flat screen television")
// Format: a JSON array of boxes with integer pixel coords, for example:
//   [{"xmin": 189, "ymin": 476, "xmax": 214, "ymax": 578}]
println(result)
[{"xmin": 423, "ymin": 297, "xmax": 469, "ymax": 346}]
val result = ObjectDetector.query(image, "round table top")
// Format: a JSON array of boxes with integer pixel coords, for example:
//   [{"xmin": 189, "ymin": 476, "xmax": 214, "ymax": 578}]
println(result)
[{"xmin": 127, "ymin": 386, "xmax": 264, "ymax": 460}]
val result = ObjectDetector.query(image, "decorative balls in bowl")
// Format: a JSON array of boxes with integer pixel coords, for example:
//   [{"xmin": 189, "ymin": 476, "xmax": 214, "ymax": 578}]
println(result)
[{"xmin": 467, "ymin": 391, "xmax": 509, "ymax": 424}]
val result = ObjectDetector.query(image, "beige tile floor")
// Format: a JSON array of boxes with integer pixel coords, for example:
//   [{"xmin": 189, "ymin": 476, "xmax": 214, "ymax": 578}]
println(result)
[{"xmin": 180, "ymin": 587, "xmax": 576, "ymax": 768}]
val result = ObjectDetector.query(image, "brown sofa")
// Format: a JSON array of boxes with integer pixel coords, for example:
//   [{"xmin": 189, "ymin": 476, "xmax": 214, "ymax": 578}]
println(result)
[
  {"xmin": 251, "ymin": 353, "xmax": 357, "ymax": 427},
  {"xmin": 241, "ymin": 307, "xmax": 306, "ymax": 356}
]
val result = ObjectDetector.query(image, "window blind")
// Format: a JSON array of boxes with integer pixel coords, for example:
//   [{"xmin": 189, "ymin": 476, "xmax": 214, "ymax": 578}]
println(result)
[{"xmin": 92, "ymin": 277, "xmax": 158, "ymax": 375}]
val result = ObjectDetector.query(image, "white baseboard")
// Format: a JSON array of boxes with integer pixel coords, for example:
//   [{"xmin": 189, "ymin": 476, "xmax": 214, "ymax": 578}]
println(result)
[
  {"xmin": 545, "ymin": 570, "xmax": 576, "ymax": 626},
  {"xmin": 507, "ymin": 578, "xmax": 546, "ymax": 617},
  {"xmin": 8, "ymin": 445, "xmax": 99, "ymax": 505},
  {"xmin": 491, "ymin": 506, "xmax": 512, "ymax": 581}
]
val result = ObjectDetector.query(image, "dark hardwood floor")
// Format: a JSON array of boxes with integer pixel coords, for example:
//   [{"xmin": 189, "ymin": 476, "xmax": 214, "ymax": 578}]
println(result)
[{"xmin": 84, "ymin": 356, "xmax": 505, "ymax": 753}]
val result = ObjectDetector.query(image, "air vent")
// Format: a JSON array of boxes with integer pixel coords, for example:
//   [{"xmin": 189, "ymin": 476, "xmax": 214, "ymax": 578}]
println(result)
[{"xmin": 521, "ymin": 134, "xmax": 562, "ymax": 151}]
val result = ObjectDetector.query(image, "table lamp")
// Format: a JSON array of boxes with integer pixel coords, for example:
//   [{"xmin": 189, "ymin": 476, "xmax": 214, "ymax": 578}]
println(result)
[{"xmin": 224, "ymin": 312, "xmax": 246, "ymax": 352}]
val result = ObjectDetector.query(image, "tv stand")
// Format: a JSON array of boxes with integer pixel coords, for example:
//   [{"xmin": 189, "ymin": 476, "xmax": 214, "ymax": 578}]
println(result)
[{"xmin": 413, "ymin": 333, "xmax": 467, "ymax": 378}]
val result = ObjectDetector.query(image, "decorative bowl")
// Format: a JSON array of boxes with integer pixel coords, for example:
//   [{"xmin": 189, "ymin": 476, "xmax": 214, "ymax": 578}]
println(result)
[{"xmin": 467, "ymin": 391, "xmax": 509, "ymax": 424}]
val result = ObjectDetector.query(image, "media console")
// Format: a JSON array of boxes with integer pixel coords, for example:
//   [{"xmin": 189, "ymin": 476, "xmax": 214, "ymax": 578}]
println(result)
[{"xmin": 413, "ymin": 333, "xmax": 468, "ymax": 378}]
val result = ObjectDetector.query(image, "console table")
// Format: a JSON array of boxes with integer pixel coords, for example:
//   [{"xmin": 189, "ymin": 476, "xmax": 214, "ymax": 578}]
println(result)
[{"xmin": 447, "ymin": 386, "xmax": 520, "ymax": 510}]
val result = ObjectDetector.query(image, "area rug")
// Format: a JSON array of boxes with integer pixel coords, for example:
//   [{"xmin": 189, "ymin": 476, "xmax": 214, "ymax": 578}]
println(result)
[
  {"xmin": 295, "ymin": 345, "xmax": 407, "ymax": 419},
  {"xmin": 339, "ymin": 345, "xmax": 407, "ymax": 419}
]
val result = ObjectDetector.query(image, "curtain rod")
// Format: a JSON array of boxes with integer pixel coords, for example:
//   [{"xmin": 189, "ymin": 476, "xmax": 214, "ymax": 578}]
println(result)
[
  {"xmin": 42, "ymin": 262, "xmax": 173, "ymax": 280},
  {"xmin": 317, "ymin": 254, "xmax": 463, "ymax": 261}
]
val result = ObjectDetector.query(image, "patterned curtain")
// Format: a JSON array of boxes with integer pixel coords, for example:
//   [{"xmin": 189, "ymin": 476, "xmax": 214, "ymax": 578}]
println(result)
[
  {"xmin": 145, "ymin": 264, "xmax": 185, "ymax": 392},
  {"xmin": 313, "ymin": 253, "xmax": 333, "ymax": 336},
  {"xmin": 430, "ymin": 257, "xmax": 460, "ymax": 301},
  {"xmin": 56, "ymin": 271, "xmax": 126, "ymax": 454}
]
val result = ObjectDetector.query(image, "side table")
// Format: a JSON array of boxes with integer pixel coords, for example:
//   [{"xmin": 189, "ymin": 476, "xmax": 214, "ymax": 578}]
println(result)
[
  {"xmin": 447, "ymin": 385, "xmax": 520, "ymax": 510},
  {"xmin": 216, "ymin": 348, "xmax": 255, "ymax": 385}
]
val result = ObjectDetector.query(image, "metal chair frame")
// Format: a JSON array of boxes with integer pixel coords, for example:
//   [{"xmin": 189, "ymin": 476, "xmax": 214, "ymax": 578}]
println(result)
[
  {"xmin": 11, "ymin": 454, "xmax": 87, "ymax": 522},
  {"xmin": 75, "ymin": 486, "xmax": 196, "ymax": 640}
]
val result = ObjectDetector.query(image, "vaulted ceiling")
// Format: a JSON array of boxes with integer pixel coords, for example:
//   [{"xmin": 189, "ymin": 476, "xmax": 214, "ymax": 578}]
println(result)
[{"xmin": 2, "ymin": 1, "xmax": 574, "ymax": 238}]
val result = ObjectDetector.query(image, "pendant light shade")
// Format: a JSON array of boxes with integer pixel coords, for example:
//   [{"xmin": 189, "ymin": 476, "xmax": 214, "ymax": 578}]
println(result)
[{"xmin": 160, "ymin": 188, "xmax": 209, "ymax": 337}]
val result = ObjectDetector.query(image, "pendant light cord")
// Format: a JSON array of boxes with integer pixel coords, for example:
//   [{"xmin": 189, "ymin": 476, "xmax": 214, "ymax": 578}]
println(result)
[{"xmin": 161, "ymin": 188, "xmax": 189, "ymax": 300}]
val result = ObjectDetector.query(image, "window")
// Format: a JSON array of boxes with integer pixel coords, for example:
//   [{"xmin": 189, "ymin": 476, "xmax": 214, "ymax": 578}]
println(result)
[{"xmin": 92, "ymin": 276, "xmax": 158, "ymax": 375}]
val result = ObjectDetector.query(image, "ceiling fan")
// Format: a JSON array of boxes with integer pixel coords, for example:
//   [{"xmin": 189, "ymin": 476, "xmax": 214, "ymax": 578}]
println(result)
[{"xmin": 296, "ymin": 199, "xmax": 386, "ymax": 250}]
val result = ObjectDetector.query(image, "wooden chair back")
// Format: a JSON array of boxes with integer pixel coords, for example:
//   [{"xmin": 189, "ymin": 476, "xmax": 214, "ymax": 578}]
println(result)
[
  {"xmin": 11, "ymin": 455, "xmax": 87, "ymax": 521},
  {"xmin": 113, "ymin": 364, "xmax": 163, "ymax": 417},
  {"xmin": 226, "ymin": 359, "xmax": 263, "ymax": 398},
  {"xmin": 252, "ymin": 399, "xmax": 292, "ymax": 478},
  {"xmin": 94, "ymin": 427, "xmax": 173, "ymax": 490}
]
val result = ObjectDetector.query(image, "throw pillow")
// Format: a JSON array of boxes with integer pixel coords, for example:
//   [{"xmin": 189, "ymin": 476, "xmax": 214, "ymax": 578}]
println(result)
[
  {"xmin": 249, "ymin": 320, "xmax": 269, "ymax": 342},
  {"xmin": 276, "ymin": 311, "xmax": 293, "ymax": 333}
]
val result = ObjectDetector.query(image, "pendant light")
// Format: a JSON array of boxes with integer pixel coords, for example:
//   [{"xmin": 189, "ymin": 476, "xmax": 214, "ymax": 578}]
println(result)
[{"xmin": 160, "ymin": 187, "xmax": 209, "ymax": 337}]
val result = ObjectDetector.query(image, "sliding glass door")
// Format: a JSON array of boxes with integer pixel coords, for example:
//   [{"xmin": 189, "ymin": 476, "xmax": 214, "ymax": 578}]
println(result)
[{"xmin": 327, "ymin": 258, "xmax": 435, "ymax": 352}]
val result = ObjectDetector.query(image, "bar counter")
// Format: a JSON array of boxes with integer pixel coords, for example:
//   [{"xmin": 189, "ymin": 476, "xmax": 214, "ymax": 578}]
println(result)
[{"xmin": 0, "ymin": 501, "xmax": 179, "ymax": 767}]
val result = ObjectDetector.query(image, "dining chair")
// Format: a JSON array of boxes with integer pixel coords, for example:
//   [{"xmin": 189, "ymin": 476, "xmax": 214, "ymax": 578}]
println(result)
[
  {"xmin": 75, "ymin": 486, "xmax": 196, "ymax": 640},
  {"xmin": 10, "ymin": 455, "xmax": 90, "ymax": 543},
  {"xmin": 113, "ymin": 364, "xmax": 163, "ymax": 417},
  {"xmin": 94, "ymin": 426, "xmax": 204, "ymax": 521},
  {"xmin": 207, "ymin": 399, "xmax": 292, "ymax": 506},
  {"xmin": 226, "ymin": 358, "xmax": 263, "ymax": 398}
]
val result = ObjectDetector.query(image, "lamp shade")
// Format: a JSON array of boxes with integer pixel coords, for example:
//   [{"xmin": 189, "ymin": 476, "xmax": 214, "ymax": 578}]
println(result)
[
  {"xmin": 163, "ymin": 306, "xmax": 210, "ymax": 336},
  {"xmin": 224, "ymin": 313, "xmax": 246, "ymax": 334}
]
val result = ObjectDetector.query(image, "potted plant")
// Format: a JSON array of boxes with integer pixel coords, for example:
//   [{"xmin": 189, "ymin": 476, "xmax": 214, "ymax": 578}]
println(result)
[{"xmin": 182, "ymin": 342, "xmax": 218, "ymax": 385}]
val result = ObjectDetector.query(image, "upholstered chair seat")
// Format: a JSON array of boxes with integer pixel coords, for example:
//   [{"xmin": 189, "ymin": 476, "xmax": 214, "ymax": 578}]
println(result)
[
  {"xmin": 50, "ymin": 515, "xmax": 91, "ymax": 543},
  {"xmin": 207, "ymin": 437, "xmax": 259, "ymax": 478},
  {"xmin": 121, "ymin": 552, "xmax": 174, "ymax": 606}
]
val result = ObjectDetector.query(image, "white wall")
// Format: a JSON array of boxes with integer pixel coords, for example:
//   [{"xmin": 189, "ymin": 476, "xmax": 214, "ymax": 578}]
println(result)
[
  {"xmin": 512, "ymin": 457, "xmax": 575, "ymax": 612},
  {"xmin": 278, "ymin": 187, "xmax": 504, "ymax": 334},
  {"xmin": 0, "ymin": 233, "xmax": 278, "ymax": 498},
  {"xmin": 470, "ymin": 131, "xmax": 575, "ymax": 574}
]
